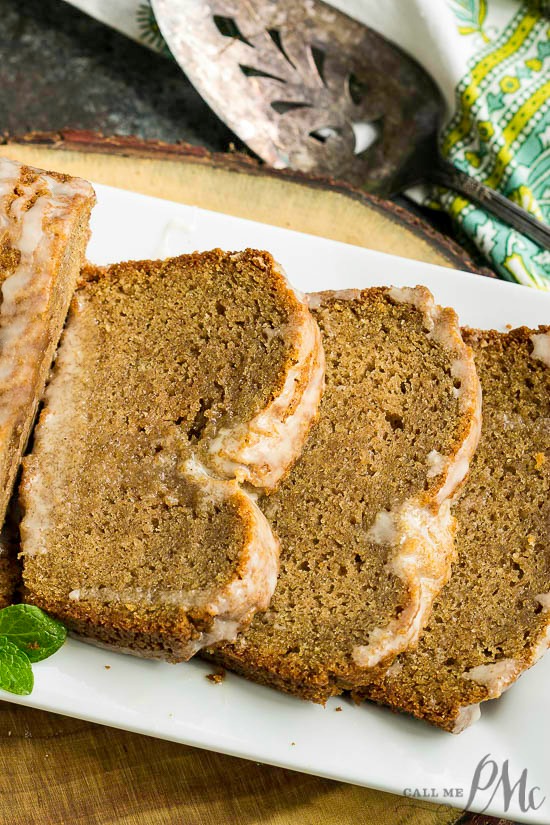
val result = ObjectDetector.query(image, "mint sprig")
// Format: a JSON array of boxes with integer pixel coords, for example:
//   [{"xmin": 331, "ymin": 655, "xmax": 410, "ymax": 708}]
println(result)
[
  {"xmin": 0, "ymin": 604, "xmax": 66, "ymax": 662},
  {"xmin": 0, "ymin": 636, "xmax": 33, "ymax": 695},
  {"xmin": 0, "ymin": 604, "xmax": 67, "ymax": 695}
]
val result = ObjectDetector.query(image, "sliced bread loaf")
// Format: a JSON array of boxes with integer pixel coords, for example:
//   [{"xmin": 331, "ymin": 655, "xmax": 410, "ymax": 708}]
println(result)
[
  {"xmin": 208, "ymin": 286, "xmax": 481, "ymax": 701},
  {"xmin": 0, "ymin": 157, "xmax": 95, "ymax": 533},
  {"xmin": 354, "ymin": 326, "xmax": 550, "ymax": 731},
  {"xmin": 20, "ymin": 249, "xmax": 324, "ymax": 660}
]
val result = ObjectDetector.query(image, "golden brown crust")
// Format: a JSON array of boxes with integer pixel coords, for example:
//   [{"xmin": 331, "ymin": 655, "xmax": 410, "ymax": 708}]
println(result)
[{"xmin": 204, "ymin": 645, "xmax": 340, "ymax": 702}]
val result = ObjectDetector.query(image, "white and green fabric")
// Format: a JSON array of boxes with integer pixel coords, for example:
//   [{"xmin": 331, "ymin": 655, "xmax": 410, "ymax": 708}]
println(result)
[
  {"xmin": 64, "ymin": 0, "xmax": 550, "ymax": 288},
  {"xmin": 438, "ymin": 2, "xmax": 550, "ymax": 289}
]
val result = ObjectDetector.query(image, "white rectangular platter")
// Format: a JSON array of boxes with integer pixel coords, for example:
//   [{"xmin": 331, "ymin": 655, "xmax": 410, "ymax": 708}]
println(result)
[{"xmin": 5, "ymin": 183, "xmax": 550, "ymax": 824}]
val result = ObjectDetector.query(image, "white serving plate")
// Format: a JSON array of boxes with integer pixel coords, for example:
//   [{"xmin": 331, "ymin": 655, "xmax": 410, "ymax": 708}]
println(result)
[{"xmin": 6, "ymin": 184, "xmax": 550, "ymax": 824}]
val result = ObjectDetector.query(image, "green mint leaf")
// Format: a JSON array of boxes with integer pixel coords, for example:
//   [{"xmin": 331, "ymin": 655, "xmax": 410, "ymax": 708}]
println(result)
[
  {"xmin": 0, "ymin": 636, "xmax": 33, "ymax": 695},
  {"xmin": 0, "ymin": 604, "xmax": 67, "ymax": 663}
]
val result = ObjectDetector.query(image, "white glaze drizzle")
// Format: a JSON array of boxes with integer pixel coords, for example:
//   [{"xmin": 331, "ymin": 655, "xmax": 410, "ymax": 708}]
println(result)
[
  {"xmin": 451, "ymin": 704, "xmax": 481, "ymax": 734},
  {"xmin": 0, "ymin": 158, "xmax": 94, "ymax": 428},
  {"xmin": 208, "ymin": 265, "xmax": 325, "ymax": 491},
  {"xmin": 462, "ymin": 659, "xmax": 519, "ymax": 696},
  {"xmin": 349, "ymin": 286, "xmax": 480, "ymax": 670},
  {"xmin": 354, "ymin": 499, "xmax": 455, "ymax": 669},
  {"xmin": 530, "ymin": 332, "xmax": 550, "ymax": 368}
]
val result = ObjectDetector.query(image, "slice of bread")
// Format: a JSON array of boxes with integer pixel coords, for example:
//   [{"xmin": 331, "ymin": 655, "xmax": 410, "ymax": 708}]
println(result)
[
  {"xmin": 20, "ymin": 249, "xmax": 324, "ymax": 660},
  {"xmin": 354, "ymin": 326, "xmax": 550, "ymax": 732},
  {"xmin": 208, "ymin": 287, "xmax": 481, "ymax": 701},
  {"xmin": 0, "ymin": 157, "xmax": 94, "ymax": 608},
  {"xmin": 0, "ymin": 157, "xmax": 95, "ymax": 542}
]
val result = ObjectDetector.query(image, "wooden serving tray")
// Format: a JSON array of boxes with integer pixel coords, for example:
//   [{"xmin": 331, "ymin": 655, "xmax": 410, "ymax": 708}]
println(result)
[
  {"xmin": 0, "ymin": 130, "xmax": 483, "ymax": 272},
  {"xmin": 0, "ymin": 132, "xmax": 502, "ymax": 825}
]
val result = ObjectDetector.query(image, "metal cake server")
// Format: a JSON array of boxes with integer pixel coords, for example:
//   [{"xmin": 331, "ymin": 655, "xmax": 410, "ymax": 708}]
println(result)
[{"xmin": 152, "ymin": 0, "xmax": 550, "ymax": 249}]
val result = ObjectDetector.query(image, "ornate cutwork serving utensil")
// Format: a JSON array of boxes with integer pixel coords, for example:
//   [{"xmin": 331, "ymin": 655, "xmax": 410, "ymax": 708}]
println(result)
[{"xmin": 152, "ymin": 0, "xmax": 550, "ymax": 248}]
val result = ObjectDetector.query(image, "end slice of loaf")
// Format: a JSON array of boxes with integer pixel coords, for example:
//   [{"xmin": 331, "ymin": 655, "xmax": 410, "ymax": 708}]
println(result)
[
  {"xmin": 354, "ymin": 326, "xmax": 550, "ymax": 732},
  {"xmin": 0, "ymin": 157, "xmax": 95, "ymax": 549},
  {"xmin": 208, "ymin": 286, "xmax": 481, "ymax": 700},
  {"xmin": 20, "ymin": 249, "xmax": 324, "ymax": 660}
]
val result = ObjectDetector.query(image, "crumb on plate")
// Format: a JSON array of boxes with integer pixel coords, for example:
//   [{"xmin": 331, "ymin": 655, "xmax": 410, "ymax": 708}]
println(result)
[{"xmin": 206, "ymin": 668, "xmax": 226, "ymax": 684}]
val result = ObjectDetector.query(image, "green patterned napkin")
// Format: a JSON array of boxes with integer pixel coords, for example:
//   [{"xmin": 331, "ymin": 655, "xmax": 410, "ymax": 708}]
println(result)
[
  {"xmin": 64, "ymin": 0, "xmax": 550, "ymax": 288},
  {"xmin": 436, "ymin": 2, "xmax": 550, "ymax": 288}
]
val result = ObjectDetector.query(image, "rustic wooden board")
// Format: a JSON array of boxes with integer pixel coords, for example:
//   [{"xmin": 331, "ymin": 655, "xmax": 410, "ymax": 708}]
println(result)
[
  {"xmin": 0, "ymin": 133, "xmax": 503, "ymax": 825},
  {"xmin": 0, "ymin": 700, "xmax": 509, "ymax": 825},
  {"xmin": 0, "ymin": 130, "xmax": 486, "ymax": 273}
]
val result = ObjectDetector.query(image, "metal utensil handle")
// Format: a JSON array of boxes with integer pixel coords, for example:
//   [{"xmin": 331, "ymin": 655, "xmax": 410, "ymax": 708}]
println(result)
[{"xmin": 431, "ymin": 158, "xmax": 550, "ymax": 250}]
